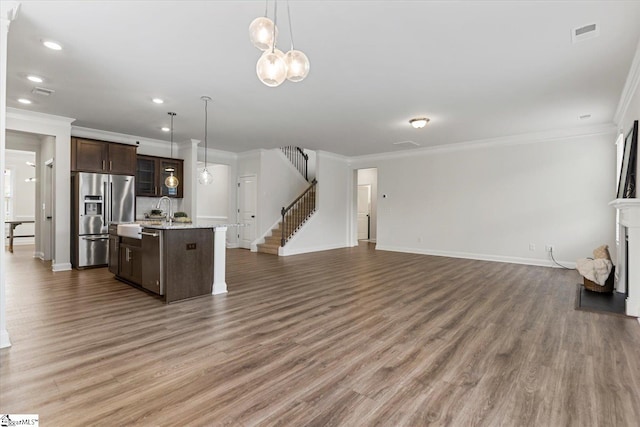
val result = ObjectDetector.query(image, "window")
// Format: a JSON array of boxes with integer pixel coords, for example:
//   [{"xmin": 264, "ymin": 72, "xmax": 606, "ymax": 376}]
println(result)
[{"xmin": 4, "ymin": 168, "xmax": 13, "ymax": 220}]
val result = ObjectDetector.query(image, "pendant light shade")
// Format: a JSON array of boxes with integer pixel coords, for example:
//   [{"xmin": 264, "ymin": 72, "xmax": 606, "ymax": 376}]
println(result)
[
  {"xmin": 285, "ymin": 49, "xmax": 310, "ymax": 82},
  {"xmin": 256, "ymin": 49, "xmax": 288, "ymax": 87},
  {"xmin": 165, "ymin": 173, "xmax": 179, "ymax": 189},
  {"xmin": 164, "ymin": 112, "xmax": 179, "ymax": 189},
  {"xmin": 198, "ymin": 96, "xmax": 214, "ymax": 185},
  {"xmin": 249, "ymin": 16, "xmax": 278, "ymax": 51}
]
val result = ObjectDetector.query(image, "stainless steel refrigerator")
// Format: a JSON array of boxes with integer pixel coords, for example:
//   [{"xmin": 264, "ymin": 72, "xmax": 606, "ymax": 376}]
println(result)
[{"xmin": 72, "ymin": 172, "xmax": 135, "ymax": 268}]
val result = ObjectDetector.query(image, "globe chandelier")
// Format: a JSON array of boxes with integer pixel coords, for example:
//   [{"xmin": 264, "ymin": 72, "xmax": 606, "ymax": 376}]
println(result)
[{"xmin": 249, "ymin": 0, "xmax": 310, "ymax": 87}]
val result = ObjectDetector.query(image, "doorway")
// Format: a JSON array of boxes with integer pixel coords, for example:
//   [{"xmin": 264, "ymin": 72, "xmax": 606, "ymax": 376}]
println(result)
[
  {"xmin": 237, "ymin": 174, "xmax": 257, "ymax": 249},
  {"xmin": 356, "ymin": 168, "xmax": 378, "ymax": 243}
]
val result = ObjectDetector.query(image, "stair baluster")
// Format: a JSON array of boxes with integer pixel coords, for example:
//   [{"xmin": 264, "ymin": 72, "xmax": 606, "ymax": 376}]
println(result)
[{"xmin": 281, "ymin": 179, "xmax": 317, "ymax": 247}]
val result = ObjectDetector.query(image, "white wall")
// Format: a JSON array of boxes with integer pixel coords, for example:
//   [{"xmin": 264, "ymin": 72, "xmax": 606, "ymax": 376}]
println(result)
[
  {"xmin": 616, "ymin": 40, "xmax": 640, "ymax": 195},
  {"xmin": 197, "ymin": 163, "xmax": 230, "ymax": 223},
  {"xmin": 280, "ymin": 151, "xmax": 353, "ymax": 255},
  {"xmin": 353, "ymin": 131, "xmax": 617, "ymax": 267},
  {"xmin": 357, "ymin": 168, "xmax": 378, "ymax": 241}
]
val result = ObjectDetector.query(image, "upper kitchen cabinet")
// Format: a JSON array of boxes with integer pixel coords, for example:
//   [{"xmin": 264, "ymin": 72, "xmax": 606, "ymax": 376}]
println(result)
[
  {"xmin": 136, "ymin": 155, "xmax": 183, "ymax": 198},
  {"xmin": 71, "ymin": 137, "xmax": 137, "ymax": 175}
]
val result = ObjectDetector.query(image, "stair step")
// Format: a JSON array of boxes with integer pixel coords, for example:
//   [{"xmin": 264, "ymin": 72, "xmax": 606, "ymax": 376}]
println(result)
[{"xmin": 257, "ymin": 243, "xmax": 279, "ymax": 255}]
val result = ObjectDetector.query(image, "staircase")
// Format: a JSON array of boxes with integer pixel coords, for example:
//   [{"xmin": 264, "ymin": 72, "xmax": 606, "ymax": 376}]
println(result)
[{"xmin": 257, "ymin": 179, "xmax": 317, "ymax": 255}]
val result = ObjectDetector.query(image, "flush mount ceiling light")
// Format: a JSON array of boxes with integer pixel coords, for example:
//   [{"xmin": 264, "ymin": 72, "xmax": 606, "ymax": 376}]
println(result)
[
  {"xmin": 251, "ymin": 0, "xmax": 310, "ymax": 87},
  {"xmin": 198, "ymin": 96, "xmax": 214, "ymax": 185},
  {"xmin": 18, "ymin": 98, "xmax": 32, "ymax": 104},
  {"xmin": 152, "ymin": 98, "xmax": 164, "ymax": 104},
  {"xmin": 164, "ymin": 112, "xmax": 179, "ymax": 189},
  {"xmin": 27, "ymin": 75, "xmax": 43, "ymax": 83},
  {"xmin": 42, "ymin": 40, "xmax": 62, "ymax": 50},
  {"xmin": 409, "ymin": 117, "xmax": 430, "ymax": 129}
]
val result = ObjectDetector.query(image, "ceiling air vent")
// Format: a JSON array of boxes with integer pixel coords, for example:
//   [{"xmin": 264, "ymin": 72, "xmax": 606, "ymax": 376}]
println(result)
[
  {"xmin": 31, "ymin": 86, "xmax": 55, "ymax": 96},
  {"xmin": 572, "ymin": 23, "xmax": 599, "ymax": 43}
]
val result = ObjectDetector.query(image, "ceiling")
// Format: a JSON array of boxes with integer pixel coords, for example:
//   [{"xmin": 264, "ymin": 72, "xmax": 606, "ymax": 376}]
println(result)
[{"xmin": 6, "ymin": 1, "xmax": 640, "ymax": 157}]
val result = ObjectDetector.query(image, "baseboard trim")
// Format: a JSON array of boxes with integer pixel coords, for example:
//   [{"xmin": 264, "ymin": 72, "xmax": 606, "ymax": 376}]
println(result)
[
  {"xmin": 33, "ymin": 251, "xmax": 44, "ymax": 260},
  {"xmin": 51, "ymin": 262, "xmax": 72, "ymax": 272},
  {"xmin": 279, "ymin": 243, "xmax": 349, "ymax": 256},
  {"xmin": 226, "ymin": 243, "xmax": 239, "ymax": 249},
  {"xmin": 374, "ymin": 245, "xmax": 576, "ymax": 269},
  {"xmin": 0, "ymin": 329, "xmax": 11, "ymax": 349}
]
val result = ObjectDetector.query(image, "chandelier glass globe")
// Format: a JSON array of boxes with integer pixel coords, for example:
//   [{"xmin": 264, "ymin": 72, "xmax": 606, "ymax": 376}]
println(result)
[
  {"xmin": 249, "ymin": 17, "xmax": 278, "ymax": 51},
  {"xmin": 198, "ymin": 167, "xmax": 214, "ymax": 185},
  {"xmin": 285, "ymin": 50, "xmax": 310, "ymax": 82},
  {"xmin": 256, "ymin": 49, "xmax": 288, "ymax": 87}
]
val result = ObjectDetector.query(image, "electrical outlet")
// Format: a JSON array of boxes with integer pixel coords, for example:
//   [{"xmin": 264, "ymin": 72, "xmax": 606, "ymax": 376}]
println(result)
[
  {"xmin": 529, "ymin": 243, "xmax": 535, "ymax": 251},
  {"xmin": 545, "ymin": 245, "xmax": 554, "ymax": 252}
]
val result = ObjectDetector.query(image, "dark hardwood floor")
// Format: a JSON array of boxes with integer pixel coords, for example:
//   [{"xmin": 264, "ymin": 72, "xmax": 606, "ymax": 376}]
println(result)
[{"xmin": 1, "ymin": 243, "xmax": 639, "ymax": 426}]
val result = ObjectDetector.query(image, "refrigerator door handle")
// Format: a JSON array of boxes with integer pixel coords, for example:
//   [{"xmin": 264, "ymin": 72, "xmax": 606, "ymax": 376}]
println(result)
[
  {"xmin": 103, "ymin": 180, "xmax": 108, "ymax": 228},
  {"xmin": 82, "ymin": 236, "xmax": 109, "ymax": 241}
]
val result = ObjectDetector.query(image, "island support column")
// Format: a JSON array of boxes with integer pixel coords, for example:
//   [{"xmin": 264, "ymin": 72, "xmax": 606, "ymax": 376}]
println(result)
[{"xmin": 212, "ymin": 227, "xmax": 228, "ymax": 295}]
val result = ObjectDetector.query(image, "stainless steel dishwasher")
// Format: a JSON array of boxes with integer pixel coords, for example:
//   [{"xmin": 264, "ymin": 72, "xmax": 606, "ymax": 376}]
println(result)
[{"xmin": 141, "ymin": 228, "xmax": 163, "ymax": 295}]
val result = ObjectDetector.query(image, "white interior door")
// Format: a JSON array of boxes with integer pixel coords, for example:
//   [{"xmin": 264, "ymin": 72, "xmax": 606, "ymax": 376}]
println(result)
[
  {"xmin": 357, "ymin": 185, "xmax": 371, "ymax": 240},
  {"xmin": 238, "ymin": 174, "xmax": 257, "ymax": 249}
]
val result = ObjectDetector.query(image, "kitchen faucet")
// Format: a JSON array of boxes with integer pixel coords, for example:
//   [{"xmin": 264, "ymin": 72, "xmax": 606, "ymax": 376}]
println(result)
[{"xmin": 156, "ymin": 196, "xmax": 173, "ymax": 225}]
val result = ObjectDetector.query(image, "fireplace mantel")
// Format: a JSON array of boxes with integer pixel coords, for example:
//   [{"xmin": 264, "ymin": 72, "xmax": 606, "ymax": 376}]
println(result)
[{"xmin": 609, "ymin": 198, "xmax": 640, "ymax": 317}]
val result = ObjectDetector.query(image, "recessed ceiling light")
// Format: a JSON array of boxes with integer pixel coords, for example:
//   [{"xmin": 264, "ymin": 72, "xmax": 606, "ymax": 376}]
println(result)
[
  {"xmin": 152, "ymin": 98, "xmax": 164, "ymax": 104},
  {"xmin": 27, "ymin": 75, "xmax": 44, "ymax": 83},
  {"xmin": 409, "ymin": 117, "xmax": 430, "ymax": 129},
  {"xmin": 161, "ymin": 127, "xmax": 170, "ymax": 132},
  {"xmin": 18, "ymin": 98, "xmax": 32, "ymax": 104},
  {"xmin": 42, "ymin": 40, "xmax": 62, "ymax": 50}
]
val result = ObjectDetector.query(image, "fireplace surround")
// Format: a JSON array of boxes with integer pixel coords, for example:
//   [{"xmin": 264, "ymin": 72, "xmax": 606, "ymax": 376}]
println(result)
[{"xmin": 610, "ymin": 198, "xmax": 640, "ymax": 317}]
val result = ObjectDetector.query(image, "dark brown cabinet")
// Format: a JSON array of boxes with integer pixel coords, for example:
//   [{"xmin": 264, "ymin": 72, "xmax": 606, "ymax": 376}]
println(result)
[
  {"xmin": 136, "ymin": 155, "xmax": 183, "ymax": 198},
  {"xmin": 119, "ymin": 238, "xmax": 142, "ymax": 285},
  {"xmin": 71, "ymin": 137, "xmax": 137, "ymax": 175}
]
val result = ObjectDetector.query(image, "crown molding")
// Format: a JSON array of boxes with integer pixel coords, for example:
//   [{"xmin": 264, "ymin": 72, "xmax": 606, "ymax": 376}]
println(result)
[
  {"xmin": 317, "ymin": 150, "xmax": 350, "ymax": 163},
  {"xmin": 7, "ymin": 107, "xmax": 75, "ymax": 127},
  {"xmin": 72, "ymin": 125, "xmax": 166, "ymax": 147},
  {"xmin": 351, "ymin": 123, "xmax": 617, "ymax": 164},
  {"xmin": 614, "ymin": 38, "xmax": 640, "ymax": 126}
]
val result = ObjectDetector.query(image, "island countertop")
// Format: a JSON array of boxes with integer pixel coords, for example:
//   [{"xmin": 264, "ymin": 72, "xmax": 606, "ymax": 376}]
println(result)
[{"xmin": 133, "ymin": 221, "xmax": 246, "ymax": 230}]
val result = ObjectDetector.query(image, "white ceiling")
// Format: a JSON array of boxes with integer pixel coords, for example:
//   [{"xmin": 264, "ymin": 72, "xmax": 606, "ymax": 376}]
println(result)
[{"xmin": 6, "ymin": 1, "xmax": 640, "ymax": 156}]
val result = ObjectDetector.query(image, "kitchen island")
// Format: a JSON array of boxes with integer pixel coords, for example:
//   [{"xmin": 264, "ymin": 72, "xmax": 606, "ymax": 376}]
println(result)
[{"xmin": 109, "ymin": 223, "xmax": 233, "ymax": 303}]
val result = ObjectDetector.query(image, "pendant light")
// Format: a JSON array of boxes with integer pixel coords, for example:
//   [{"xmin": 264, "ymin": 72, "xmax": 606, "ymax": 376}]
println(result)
[
  {"xmin": 198, "ymin": 96, "xmax": 214, "ymax": 185},
  {"xmin": 284, "ymin": 0, "xmax": 310, "ymax": 82},
  {"xmin": 164, "ymin": 112, "xmax": 179, "ymax": 189},
  {"xmin": 249, "ymin": 1, "xmax": 277, "ymax": 51},
  {"xmin": 256, "ymin": 0, "xmax": 288, "ymax": 87}
]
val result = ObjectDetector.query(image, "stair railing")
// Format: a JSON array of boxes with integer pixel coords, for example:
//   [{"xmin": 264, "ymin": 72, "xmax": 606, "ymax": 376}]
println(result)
[
  {"xmin": 280, "ymin": 146, "xmax": 309, "ymax": 181},
  {"xmin": 281, "ymin": 179, "xmax": 317, "ymax": 246}
]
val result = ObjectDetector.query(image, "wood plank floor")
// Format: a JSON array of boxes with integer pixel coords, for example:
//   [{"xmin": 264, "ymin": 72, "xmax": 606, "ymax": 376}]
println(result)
[{"xmin": 1, "ymin": 243, "xmax": 640, "ymax": 426}]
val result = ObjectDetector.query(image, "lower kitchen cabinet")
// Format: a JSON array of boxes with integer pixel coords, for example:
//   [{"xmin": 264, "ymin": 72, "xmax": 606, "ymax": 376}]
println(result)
[
  {"xmin": 109, "ymin": 226, "xmax": 213, "ymax": 303},
  {"xmin": 119, "ymin": 238, "xmax": 142, "ymax": 285}
]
